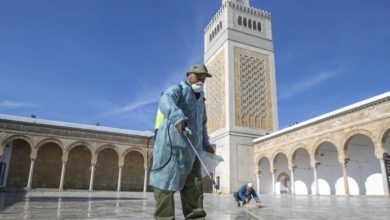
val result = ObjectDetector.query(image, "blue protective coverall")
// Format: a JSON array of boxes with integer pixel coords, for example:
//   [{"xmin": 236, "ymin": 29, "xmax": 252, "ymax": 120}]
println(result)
[
  {"xmin": 149, "ymin": 80, "xmax": 210, "ymax": 191},
  {"xmin": 236, "ymin": 184, "xmax": 260, "ymax": 203}
]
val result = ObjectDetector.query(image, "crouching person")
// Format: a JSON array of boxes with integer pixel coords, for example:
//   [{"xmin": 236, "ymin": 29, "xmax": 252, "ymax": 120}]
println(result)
[{"xmin": 233, "ymin": 183, "xmax": 260, "ymax": 207}]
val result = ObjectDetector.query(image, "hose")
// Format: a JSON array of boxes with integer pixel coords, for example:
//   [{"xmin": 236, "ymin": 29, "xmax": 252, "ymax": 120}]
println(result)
[{"xmin": 149, "ymin": 122, "xmax": 173, "ymax": 172}]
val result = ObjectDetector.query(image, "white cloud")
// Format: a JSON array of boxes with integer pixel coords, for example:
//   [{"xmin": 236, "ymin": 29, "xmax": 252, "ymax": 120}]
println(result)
[
  {"xmin": 101, "ymin": 53, "xmax": 201, "ymax": 118},
  {"xmin": 103, "ymin": 98, "xmax": 158, "ymax": 116},
  {"xmin": 0, "ymin": 100, "xmax": 40, "ymax": 108},
  {"xmin": 279, "ymin": 67, "xmax": 344, "ymax": 99}
]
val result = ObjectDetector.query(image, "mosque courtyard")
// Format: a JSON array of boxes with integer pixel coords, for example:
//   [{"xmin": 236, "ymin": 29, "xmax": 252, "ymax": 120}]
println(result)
[{"xmin": 0, "ymin": 191, "xmax": 389, "ymax": 219}]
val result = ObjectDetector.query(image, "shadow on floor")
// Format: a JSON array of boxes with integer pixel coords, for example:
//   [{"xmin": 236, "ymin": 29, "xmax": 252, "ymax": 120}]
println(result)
[{"xmin": 0, "ymin": 189, "xmax": 27, "ymax": 212}]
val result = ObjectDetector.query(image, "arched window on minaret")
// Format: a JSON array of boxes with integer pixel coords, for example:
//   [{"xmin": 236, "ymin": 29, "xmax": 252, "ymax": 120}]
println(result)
[
  {"xmin": 248, "ymin": 19, "xmax": 252, "ymax": 28},
  {"xmin": 219, "ymin": 21, "xmax": 222, "ymax": 29},
  {"xmin": 253, "ymin": 20, "xmax": 257, "ymax": 30},
  {"xmin": 243, "ymin": 17, "xmax": 247, "ymax": 27},
  {"xmin": 257, "ymin": 22, "xmax": 262, "ymax": 31},
  {"xmin": 238, "ymin": 16, "xmax": 242, "ymax": 25}
]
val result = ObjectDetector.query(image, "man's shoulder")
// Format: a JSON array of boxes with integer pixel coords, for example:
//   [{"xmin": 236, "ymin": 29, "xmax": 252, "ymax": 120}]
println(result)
[{"xmin": 165, "ymin": 84, "xmax": 183, "ymax": 94}]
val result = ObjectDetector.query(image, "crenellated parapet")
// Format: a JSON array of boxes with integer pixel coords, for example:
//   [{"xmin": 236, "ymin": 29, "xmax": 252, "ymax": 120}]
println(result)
[
  {"xmin": 204, "ymin": 0, "xmax": 270, "ymax": 33},
  {"xmin": 227, "ymin": 0, "xmax": 271, "ymax": 19},
  {"xmin": 204, "ymin": 1, "xmax": 227, "ymax": 33}
]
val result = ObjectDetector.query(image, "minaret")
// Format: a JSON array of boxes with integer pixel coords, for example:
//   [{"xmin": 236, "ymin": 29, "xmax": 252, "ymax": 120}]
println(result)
[{"xmin": 204, "ymin": 0, "xmax": 278, "ymax": 193}]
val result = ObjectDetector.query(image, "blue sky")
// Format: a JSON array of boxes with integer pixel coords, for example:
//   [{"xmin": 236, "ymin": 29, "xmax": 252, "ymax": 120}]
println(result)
[{"xmin": 0, "ymin": 0, "xmax": 389, "ymax": 131}]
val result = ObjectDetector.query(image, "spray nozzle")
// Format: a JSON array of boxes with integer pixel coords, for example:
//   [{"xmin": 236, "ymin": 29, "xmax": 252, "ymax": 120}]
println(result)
[{"xmin": 184, "ymin": 127, "xmax": 192, "ymax": 136}]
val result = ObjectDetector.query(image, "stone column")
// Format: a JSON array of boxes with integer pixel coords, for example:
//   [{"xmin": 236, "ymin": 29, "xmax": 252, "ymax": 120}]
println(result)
[
  {"xmin": 256, "ymin": 172, "xmax": 261, "ymax": 194},
  {"xmin": 117, "ymin": 166, "xmax": 123, "ymax": 192},
  {"xmin": 378, "ymin": 156, "xmax": 390, "ymax": 196},
  {"xmin": 0, "ymin": 144, "xmax": 4, "ymax": 162},
  {"xmin": 143, "ymin": 164, "xmax": 148, "ymax": 192},
  {"xmin": 312, "ymin": 162, "xmax": 319, "ymax": 195},
  {"xmin": 59, "ymin": 160, "xmax": 67, "ymax": 191},
  {"xmin": 89, "ymin": 163, "xmax": 96, "ymax": 191},
  {"xmin": 340, "ymin": 159, "xmax": 350, "ymax": 196},
  {"xmin": 289, "ymin": 167, "xmax": 295, "ymax": 195},
  {"xmin": 271, "ymin": 169, "xmax": 275, "ymax": 194},
  {"xmin": 26, "ymin": 158, "xmax": 36, "ymax": 190}
]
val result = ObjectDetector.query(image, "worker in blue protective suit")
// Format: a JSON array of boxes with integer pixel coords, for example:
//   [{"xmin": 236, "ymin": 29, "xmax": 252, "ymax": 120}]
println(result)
[
  {"xmin": 149, "ymin": 63, "xmax": 214, "ymax": 220},
  {"xmin": 233, "ymin": 183, "xmax": 261, "ymax": 207}
]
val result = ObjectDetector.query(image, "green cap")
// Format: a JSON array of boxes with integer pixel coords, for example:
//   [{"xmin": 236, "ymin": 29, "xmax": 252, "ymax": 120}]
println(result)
[{"xmin": 187, "ymin": 64, "xmax": 212, "ymax": 78}]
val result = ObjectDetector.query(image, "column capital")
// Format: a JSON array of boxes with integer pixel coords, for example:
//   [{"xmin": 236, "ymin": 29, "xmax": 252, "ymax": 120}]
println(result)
[
  {"xmin": 310, "ymin": 161, "xmax": 320, "ymax": 168},
  {"xmin": 339, "ymin": 158, "xmax": 349, "ymax": 165},
  {"xmin": 62, "ymin": 152, "xmax": 69, "ymax": 162},
  {"xmin": 288, "ymin": 165, "xmax": 297, "ymax": 171},
  {"xmin": 30, "ymin": 150, "xmax": 37, "ymax": 160},
  {"xmin": 375, "ymin": 151, "xmax": 386, "ymax": 160},
  {"xmin": 91, "ymin": 156, "xmax": 97, "ymax": 165},
  {"xmin": 118, "ymin": 158, "xmax": 124, "ymax": 168}
]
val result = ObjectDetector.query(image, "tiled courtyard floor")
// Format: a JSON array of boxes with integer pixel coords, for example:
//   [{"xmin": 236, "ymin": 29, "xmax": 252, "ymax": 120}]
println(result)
[{"xmin": 0, "ymin": 191, "xmax": 389, "ymax": 219}]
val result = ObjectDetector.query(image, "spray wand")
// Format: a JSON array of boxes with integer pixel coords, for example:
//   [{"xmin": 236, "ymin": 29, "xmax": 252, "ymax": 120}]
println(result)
[{"xmin": 183, "ymin": 127, "xmax": 222, "ymax": 195}]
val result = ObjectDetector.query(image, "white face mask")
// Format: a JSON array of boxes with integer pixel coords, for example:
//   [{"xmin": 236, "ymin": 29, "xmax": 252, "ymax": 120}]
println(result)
[{"xmin": 191, "ymin": 82, "xmax": 204, "ymax": 93}]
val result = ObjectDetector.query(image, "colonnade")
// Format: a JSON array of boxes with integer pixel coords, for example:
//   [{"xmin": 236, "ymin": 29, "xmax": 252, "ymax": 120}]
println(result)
[
  {"xmin": 255, "ymin": 132, "xmax": 390, "ymax": 196},
  {"xmin": 0, "ymin": 135, "xmax": 152, "ymax": 192}
]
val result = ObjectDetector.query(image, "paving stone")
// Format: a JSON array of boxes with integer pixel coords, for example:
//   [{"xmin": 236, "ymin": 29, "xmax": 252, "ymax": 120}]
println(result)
[{"xmin": 0, "ymin": 191, "xmax": 389, "ymax": 219}]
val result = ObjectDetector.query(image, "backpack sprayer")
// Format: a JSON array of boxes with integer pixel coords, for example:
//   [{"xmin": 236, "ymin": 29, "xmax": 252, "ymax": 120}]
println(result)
[{"xmin": 183, "ymin": 127, "xmax": 222, "ymax": 195}]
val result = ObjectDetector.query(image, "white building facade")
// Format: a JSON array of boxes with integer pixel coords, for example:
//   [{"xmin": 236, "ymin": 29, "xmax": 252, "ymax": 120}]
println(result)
[{"xmin": 253, "ymin": 92, "xmax": 390, "ymax": 196}]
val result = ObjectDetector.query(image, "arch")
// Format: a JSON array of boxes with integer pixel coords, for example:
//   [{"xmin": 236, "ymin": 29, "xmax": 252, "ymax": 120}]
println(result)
[
  {"xmin": 290, "ymin": 146, "xmax": 313, "ymax": 195},
  {"xmin": 256, "ymin": 155, "xmax": 270, "ymax": 172},
  {"xmin": 35, "ymin": 138, "xmax": 64, "ymax": 151},
  {"xmin": 248, "ymin": 19, "xmax": 252, "ymax": 28},
  {"xmin": 344, "ymin": 133, "xmax": 381, "ymax": 195},
  {"xmin": 5, "ymin": 138, "xmax": 32, "ymax": 187},
  {"xmin": 257, "ymin": 22, "xmax": 262, "ymax": 31},
  {"xmin": 258, "ymin": 156, "xmax": 273, "ymax": 194},
  {"xmin": 276, "ymin": 172, "xmax": 290, "ymax": 194},
  {"xmin": 243, "ymin": 17, "xmax": 247, "ymax": 27},
  {"xmin": 123, "ymin": 147, "xmax": 147, "ymax": 163},
  {"xmin": 32, "ymin": 141, "xmax": 63, "ymax": 188},
  {"xmin": 64, "ymin": 145, "xmax": 92, "ymax": 190},
  {"xmin": 289, "ymin": 144, "xmax": 310, "ymax": 166},
  {"xmin": 312, "ymin": 137, "xmax": 339, "ymax": 160},
  {"xmin": 66, "ymin": 141, "xmax": 93, "ymax": 153},
  {"xmin": 252, "ymin": 20, "xmax": 256, "ymax": 30},
  {"xmin": 96, "ymin": 144, "xmax": 120, "ymax": 159},
  {"xmin": 315, "ymin": 141, "xmax": 341, "ymax": 195},
  {"xmin": 121, "ymin": 150, "xmax": 145, "ymax": 191},
  {"xmin": 342, "ymin": 129, "xmax": 376, "ymax": 151},
  {"xmin": 94, "ymin": 148, "xmax": 119, "ymax": 190},
  {"xmin": 2, "ymin": 134, "xmax": 34, "ymax": 151},
  {"xmin": 380, "ymin": 127, "xmax": 390, "ymax": 154},
  {"xmin": 271, "ymin": 150, "xmax": 288, "ymax": 168}
]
